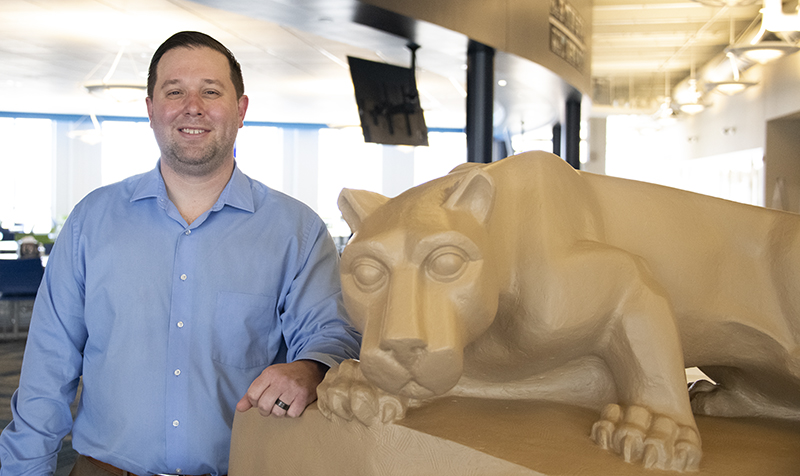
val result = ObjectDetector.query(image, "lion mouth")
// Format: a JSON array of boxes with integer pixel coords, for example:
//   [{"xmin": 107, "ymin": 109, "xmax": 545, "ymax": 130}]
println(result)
[{"xmin": 360, "ymin": 347, "xmax": 463, "ymax": 398}]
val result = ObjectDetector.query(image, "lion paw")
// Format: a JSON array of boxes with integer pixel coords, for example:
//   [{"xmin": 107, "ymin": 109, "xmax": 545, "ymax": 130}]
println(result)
[
  {"xmin": 317, "ymin": 359, "xmax": 409, "ymax": 426},
  {"xmin": 591, "ymin": 403, "xmax": 701, "ymax": 472}
]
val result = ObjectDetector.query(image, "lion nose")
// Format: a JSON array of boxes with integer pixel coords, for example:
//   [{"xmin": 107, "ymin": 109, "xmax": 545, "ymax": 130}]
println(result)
[
  {"xmin": 380, "ymin": 271, "xmax": 427, "ymax": 347},
  {"xmin": 382, "ymin": 337, "xmax": 427, "ymax": 366}
]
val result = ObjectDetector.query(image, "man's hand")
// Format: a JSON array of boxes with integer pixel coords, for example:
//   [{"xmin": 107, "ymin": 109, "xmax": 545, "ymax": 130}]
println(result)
[{"xmin": 236, "ymin": 360, "xmax": 328, "ymax": 418}]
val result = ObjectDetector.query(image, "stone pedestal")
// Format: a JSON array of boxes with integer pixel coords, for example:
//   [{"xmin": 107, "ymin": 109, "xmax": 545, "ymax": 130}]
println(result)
[{"xmin": 229, "ymin": 398, "xmax": 800, "ymax": 475}]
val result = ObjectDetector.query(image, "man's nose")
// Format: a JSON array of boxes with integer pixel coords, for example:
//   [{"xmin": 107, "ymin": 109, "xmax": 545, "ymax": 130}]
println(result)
[{"xmin": 184, "ymin": 91, "xmax": 204, "ymax": 115}]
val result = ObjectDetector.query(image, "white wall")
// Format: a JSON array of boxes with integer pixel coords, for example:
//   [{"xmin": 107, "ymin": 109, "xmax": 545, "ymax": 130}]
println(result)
[{"xmin": 601, "ymin": 50, "xmax": 800, "ymax": 209}]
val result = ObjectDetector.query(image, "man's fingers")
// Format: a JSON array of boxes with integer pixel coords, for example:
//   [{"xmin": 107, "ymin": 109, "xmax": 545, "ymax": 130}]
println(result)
[
  {"xmin": 255, "ymin": 389, "xmax": 282, "ymax": 417},
  {"xmin": 240, "ymin": 360, "xmax": 327, "ymax": 417},
  {"xmin": 286, "ymin": 393, "xmax": 317, "ymax": 418},
  {"xmin": 235, "ymin": 395, "xmax": 253, "ymax": 413},
  {"xmin": 270, "ymin": 397, "xmax": 292, "ymax": 417}
]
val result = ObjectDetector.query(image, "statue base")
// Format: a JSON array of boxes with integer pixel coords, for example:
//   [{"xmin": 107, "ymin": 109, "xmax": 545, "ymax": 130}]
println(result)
[{"xmin": 229, "ymin": 398, "xmax": 800, "ymax": 475}]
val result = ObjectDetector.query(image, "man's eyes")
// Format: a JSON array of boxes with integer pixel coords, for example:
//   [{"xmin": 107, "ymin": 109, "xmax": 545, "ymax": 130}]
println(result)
[{"xmin": 164, "ymin": 90, "xmax": 220, "ymax": 97}]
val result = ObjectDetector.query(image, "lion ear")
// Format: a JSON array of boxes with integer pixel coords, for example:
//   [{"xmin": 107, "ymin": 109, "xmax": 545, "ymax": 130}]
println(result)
[
  {"xmin": 443, "ymin": 168, "xmax": 495, "ymax": 224},
  {"xmin": 338, "ymin": 188, "xmax": 390, "ymax": 233}
]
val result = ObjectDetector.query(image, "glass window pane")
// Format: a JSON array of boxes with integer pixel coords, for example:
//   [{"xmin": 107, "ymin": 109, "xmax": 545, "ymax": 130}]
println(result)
[
  {"xmin": 0, "ymin": 118, "xmax": 53, "ymax": 233},
  {"xmin": 235, "ymin": 125, "xmax": 283, "ymax": 192},
  {"xmin": 101, "ymin": 121, "xmax": 160, "ymax": 185},
  {"xmin": 318, "ymin": 128, "xmax": 382, "ymax": 233},
  {"xmin": 413, "ymin": 131, "xmax": 466, "ymax": 185}
]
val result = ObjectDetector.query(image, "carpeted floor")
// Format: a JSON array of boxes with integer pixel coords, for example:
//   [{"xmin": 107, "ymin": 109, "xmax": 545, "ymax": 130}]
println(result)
[{"xmin": 0, "ymin": 339, "xmax": 78, "ymax": 475}]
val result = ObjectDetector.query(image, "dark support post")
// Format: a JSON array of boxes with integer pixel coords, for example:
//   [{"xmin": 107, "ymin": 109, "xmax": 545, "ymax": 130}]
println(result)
[
  {"xmin": 466, "ymin": 41, "xmax": 495, "ymax": 163},
  {"xmin": 564, "ymin": 95, "xmax": 581, "ymax": 169},
  {"xmin": 552, "ymin": 123, "xmax": 562, "ymax": 158}
]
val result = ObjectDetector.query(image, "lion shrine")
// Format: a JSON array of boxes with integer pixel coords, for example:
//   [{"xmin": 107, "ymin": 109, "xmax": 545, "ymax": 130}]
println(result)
[{"xmin": 230, "ymin": 151, "xmax": 800, "ymax": 475}]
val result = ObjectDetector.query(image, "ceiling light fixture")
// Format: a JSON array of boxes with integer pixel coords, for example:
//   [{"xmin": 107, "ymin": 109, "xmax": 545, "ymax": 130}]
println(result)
[
  {"xmin": 727, "ymin": 0, "xmax": 800, "ymax": 65},
  {"xmin": 678, "ymin": 78, "xmax": 707, "ymax": 114},
  {"xmin": 727, "ymin": 40, "xmax": 800, "ymax": 63},
  {"xmin": 708, "ymin": 79, "xmax": 757, "ymax": 94},
  {"xmin": 760, "ymin": 0, "xmax": 800, "ymax": 32},
  {"xmin": 84, "ymin": 81, "xmax": 147, "ymax": 102},
  {"xmin": 83, "ymin": 43, "xmax": 146, "ymax": 102},
  {"xmin": 66, "ymin": 113, "xmax": 103, "ymax": 145},
  {"xmin": 653, "ymin": 70, "xmax": 677, "ymax": 123},
  {"xmin": 679, "ymin": 102, "xmax": 706, "ymax": 115},
  {"xmin": 677, "ymin": 47, "xmax": 707, "ymax": 115},
  {"xmin": 709, "ymin": 16, "xmax": 759, "ymax": 95}
]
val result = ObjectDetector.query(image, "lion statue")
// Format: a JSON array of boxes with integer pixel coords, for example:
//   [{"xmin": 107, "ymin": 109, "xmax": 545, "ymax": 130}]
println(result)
[{"xmin": 317, "ymin": 150, "xmax": 800, "ymax": 472}]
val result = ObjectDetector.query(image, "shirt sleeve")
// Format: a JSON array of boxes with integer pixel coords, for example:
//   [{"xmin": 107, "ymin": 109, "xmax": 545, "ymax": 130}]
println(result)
[
  {"xmin": 279, "ymin": 217, "xmax": 361, "ymax": 368},
  {"xmin": 0, "ymin": 214, "xmax": 87, "ymax": 475}
]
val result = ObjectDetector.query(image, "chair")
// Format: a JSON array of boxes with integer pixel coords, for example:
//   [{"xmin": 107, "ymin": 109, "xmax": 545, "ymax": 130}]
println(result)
[{"xmin": 0, "ymin": 259, "xmax": 45, "ymax": 339}]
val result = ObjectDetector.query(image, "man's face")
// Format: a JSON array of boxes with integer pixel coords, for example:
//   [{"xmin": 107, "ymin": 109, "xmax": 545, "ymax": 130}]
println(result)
[{"xmin": 146, "ymin": 46, "xmax": 248, "ymax": 177}]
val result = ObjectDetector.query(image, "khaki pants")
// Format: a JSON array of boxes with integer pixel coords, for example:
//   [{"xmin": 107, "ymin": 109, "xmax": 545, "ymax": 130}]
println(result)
[
  {"xmin": 68, "ymin": 455, "xmax": 128, "ymax": 476},
  {"xmin": 68, "ymin": 454, "xmax": 221, "ymax": 476}
]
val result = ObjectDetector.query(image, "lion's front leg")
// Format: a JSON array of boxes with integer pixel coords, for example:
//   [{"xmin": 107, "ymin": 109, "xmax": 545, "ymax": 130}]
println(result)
[
  {"xmin": 591, "ymin": 252, "xmax": 701, "ymax": 471},
  {"xmin": 317, "ymin": 359, "xmax": 411, "ymax": 426},
  {"xmin": 549, "ymin": 243, "xmax": 702, "ymax": 471}
]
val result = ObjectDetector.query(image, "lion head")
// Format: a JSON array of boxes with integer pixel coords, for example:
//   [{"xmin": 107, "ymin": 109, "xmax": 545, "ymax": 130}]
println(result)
[{"xmin": 338, "ymin": 167, "xmax": 500, "ymax": 399}]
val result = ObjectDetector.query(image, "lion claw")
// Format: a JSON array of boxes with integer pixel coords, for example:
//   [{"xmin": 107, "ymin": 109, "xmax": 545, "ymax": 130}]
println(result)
[
  {"xmin": 643, "ymin": 445, "xmax": 660, "ymax": 469},
  {"xmin": 317, "ymin": 359, "xmax": 409, "ymax": 426},
  {"xmin": 591, "ymin": 403, "xmax": 701, "ymax": 471}
]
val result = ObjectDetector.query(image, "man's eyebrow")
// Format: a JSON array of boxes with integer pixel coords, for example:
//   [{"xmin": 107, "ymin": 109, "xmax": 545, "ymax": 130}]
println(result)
[
  {"xmin": 159, "ymin": 78, "xmax": 225, "ymax": 89},
  {"xmin": 200, "ymin": 79, "xmax": 225, "ymax": 87}
]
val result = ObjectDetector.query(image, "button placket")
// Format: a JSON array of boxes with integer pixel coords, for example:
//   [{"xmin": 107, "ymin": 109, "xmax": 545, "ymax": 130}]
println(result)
[{"xmin": 165, "ymin": 227, "xmax": 194, "ymax": 466}]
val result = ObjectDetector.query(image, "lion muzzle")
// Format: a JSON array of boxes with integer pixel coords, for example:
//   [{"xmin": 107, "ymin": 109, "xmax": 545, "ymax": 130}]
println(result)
[{"xmin": 360, "ymin": 341, "xmax": 464, "ymax": 398}]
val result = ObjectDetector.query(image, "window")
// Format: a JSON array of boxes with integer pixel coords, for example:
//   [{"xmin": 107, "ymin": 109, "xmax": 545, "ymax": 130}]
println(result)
[
  {"xmin": 0, "ymin": 118, "xmax": 53, "ymax": 233},
  {"xmin": 235, "ymin": 125, "xmax": 283, "ymax": 192},
  {"xmin": 318, "ymin": 127, "xmax": 383, "ymax": 230},
  {"xmin": 413, "ymin": 131, "xmax": 467, "ymax": 185},
  {"xmin": 101, "ymin": 121, "xmax": 160, "ymax": 185}
]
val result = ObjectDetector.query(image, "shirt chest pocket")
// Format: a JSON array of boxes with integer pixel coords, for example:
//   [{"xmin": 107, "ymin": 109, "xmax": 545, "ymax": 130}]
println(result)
[{"xmin": 212, "ymin": 291, "xmax": 278, "ymax": 369}]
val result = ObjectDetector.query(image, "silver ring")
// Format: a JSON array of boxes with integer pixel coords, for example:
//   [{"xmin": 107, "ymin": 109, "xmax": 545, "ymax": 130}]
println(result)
[{"xmin": 275, "ymin": 398, "xmax": 290, "ymax": 411}]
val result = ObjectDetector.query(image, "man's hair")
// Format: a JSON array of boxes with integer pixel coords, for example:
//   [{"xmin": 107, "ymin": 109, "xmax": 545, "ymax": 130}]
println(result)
[{"xmin": 147, "ymin": 31, "xmax": 245, "ymax": 99}]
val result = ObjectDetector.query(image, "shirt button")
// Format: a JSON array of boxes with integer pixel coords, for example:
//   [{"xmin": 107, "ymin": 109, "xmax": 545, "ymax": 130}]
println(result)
[
  {"xmin": 176, "ymin": 470, "xmax": 182, "ymax": 474},
  {"xmin": 184, "ymin": 230, "xmax": 191, "ymax": 235},
  {"xmin": 180, "ymin": 274, "xmax": 187, "ymax": 281},
  {"xmin": 174, "ymin": 369, "xmax": 181, "ymax": 376},
  {"xmin": 173, "ymin": 420, "xmax": 179, "ymax": 427},
  {"xmin": 177, "ymin": 321, "xmax": 184, "ymax": 328}
]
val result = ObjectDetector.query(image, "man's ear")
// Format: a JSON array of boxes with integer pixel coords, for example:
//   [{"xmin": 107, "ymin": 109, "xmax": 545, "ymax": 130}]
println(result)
[
  {"xmin": 237, "ymin": 95, "xmax": 249, "ymax": 127},
  {"xmin": 145, "ymin": 96, "xmax": 154, "ymax": 128},
  {"xmin": 443, "ymin": 168, "xmax": 495, "ymax": 224},
  {"xmin": 338, "ymin": 189, "xmax": 390, "ymax": 234}
]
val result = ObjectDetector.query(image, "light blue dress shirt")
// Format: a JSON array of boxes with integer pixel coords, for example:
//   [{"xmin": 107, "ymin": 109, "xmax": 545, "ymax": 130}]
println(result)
[{"xmin": 0, "ymin": 163, "xmax": 361, "ymax": 475}]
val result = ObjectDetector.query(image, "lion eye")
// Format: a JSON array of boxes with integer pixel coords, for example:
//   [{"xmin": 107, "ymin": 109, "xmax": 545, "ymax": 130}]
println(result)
[
  {"xmin": 352, "ymin": 260, "xmax": 386, "ymax": 289},
  {"xmin": 427, "ymin": 249, "xmax": 467, "ymax": 281}
]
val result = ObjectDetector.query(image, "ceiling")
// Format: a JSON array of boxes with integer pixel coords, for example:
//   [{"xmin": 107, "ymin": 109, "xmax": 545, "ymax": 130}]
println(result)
[
  {"xmin": 0, "ymin": 0, "xmax": 771, "ymax": 130},
  {"xmin": 592, "ymin": 0, "xmax": 764, "ymax": 112}
]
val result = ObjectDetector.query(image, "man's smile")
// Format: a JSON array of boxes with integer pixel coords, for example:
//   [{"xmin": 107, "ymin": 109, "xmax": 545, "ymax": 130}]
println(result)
[{"xmin": 179, "ymin": 127, "xmax": 208, "ymax": 135}]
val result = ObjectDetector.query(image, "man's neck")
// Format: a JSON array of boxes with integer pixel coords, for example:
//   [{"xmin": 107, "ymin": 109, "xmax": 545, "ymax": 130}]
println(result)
[{"xmin": 160, "ymin": 159, "xmax": 234, "ymax": 225}]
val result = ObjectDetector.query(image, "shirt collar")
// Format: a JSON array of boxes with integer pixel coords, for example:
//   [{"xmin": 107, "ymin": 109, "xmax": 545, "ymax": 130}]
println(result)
[
  {"xmin": 214, "ymin": 164, "xmax": 255, "ymax": 213},
  {"xmin": 130, "ymin": 161, "xmax": 255, "ymax": 214}
]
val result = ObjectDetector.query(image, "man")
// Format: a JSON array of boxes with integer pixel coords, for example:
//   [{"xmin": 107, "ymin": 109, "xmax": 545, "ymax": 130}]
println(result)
[{"xmin": 0, "ymin": 31, "xmax": 361, "ymax": 476}]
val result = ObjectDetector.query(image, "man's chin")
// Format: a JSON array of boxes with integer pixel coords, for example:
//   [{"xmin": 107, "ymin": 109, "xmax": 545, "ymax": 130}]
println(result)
[{"xmin": 162, "ymin": 150, "xmax": 228, "ymax": 177}]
